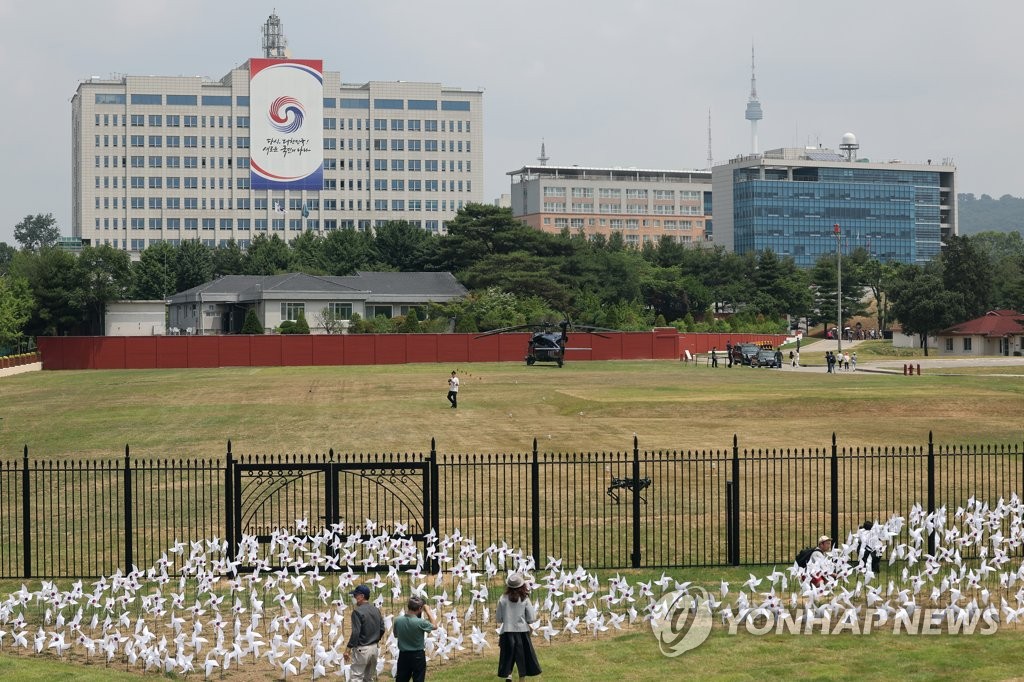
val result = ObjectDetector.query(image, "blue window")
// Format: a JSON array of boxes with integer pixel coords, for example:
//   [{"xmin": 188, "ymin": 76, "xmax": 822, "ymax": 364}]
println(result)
[
  {"xmin": 408, "ymin": 99, "xmax": 437, "ymax": 110},
  {"xmin": 166, "ymin": 94, "xmax": 197, "ymax": 106},
  {"xmin": 323, "ymin": 98, "xmax": 336, "ymax": 108},
  {"xmin": 341, "ymin": 98, "xmax": 370, "ymax": 109},
  {"xmin": 131, "ymin": 94, "xmax": 162, "ymax": 105},
  {"xmin": 374, "ymin": 99, "xmax": 404, "ymax": 109},
  {"xmin": 96, "ymin": 93, "xmax": 126, "ymax": 105},
  {"xmin": 441, "ymin": 100, "xmax": 471, "ymax": 111},
  {"xmin": 202, "ymin": 95, "xmax": 232, "ymax": 106},
  {"xmin": 235, "ymin": 96, "xmax": 249, "ymax": 106}
]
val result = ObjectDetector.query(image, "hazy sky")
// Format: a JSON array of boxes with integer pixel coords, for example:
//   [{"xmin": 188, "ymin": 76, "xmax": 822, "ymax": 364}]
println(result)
[{"xmin": 1, "ymin": 0, "xmax": 1020, "ymax": 246}]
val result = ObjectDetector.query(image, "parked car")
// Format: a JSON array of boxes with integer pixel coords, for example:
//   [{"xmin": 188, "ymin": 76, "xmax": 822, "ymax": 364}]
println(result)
[
  {"xmin": 752, "ymin": 348, "xmax": 780, "ymax": 368},
  {"xmin": 733, "ymin": 343, "xmax": 761, "ymax": 365}
]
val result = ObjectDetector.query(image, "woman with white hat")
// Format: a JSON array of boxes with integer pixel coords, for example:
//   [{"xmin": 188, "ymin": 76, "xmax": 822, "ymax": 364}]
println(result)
[{"xmin": 496, "ymin": 573, "xmax": 542, "ymax": 680}]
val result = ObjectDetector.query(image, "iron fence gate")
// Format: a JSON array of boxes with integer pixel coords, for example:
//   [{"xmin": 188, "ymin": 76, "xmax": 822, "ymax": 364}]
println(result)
[{"xmin": 229, "ymin": 450, "xmax": 432, "ymax": 568}]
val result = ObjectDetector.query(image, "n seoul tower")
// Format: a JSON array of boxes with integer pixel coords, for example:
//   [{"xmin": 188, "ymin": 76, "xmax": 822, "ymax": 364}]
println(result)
[{"xmin": 744, "ymin": 45, "xmax": 763, "ymax": 154}]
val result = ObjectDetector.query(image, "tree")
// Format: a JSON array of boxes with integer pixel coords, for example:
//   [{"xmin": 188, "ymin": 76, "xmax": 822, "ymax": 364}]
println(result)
[
  {"xmin": 847, "ymin": 249, "xmax": 900, "ymax": 333},
  {"xmin": 809, "ymin": 253, "xmax": 870, "ymax": 331},
  {"xmin": 14, "ymin": 214, "xmax": 60, "ymax": 251},
  {"xmin": 0, "ymin": 242, "xmax": 16, "ymax": 276},
  {"xmin": 132, "ymin": 241, "xmax": 177, "ymax": 299},
  {"xmin": 941, "ymin": 235, "xmax": 992, "ymax": 318},
  {"xmin": 74, "ymin": 244, "xmax": 133, "ymax": 335},
  {"xmin": 9, "ymin": 247, "xmax": 84, "ymax": 336},
  {"xmin": 322, "ymin": 228, "xmax": 377, "ymax": 275},
  {"xmin": 373, "ymin": 221, "xmax": 435, "ymax": 271},
  {"xmin": 398, "ymin": 308, "xmax": 421, "ymax": 333},
  {"xmin": 289, "ymin": 231, "xmax": 326, "ymax": 274},
  {"xmin": 967, "ymin": 231, "xmax": 1024, "ymax": 311},
  {"xmin": 175, "ymin": 240, "xmax": 214, "ymax": 292},
  {"xmin": 293, "ymin": 310, "xmax": 310, "ymax": 334},
  {"xmin": 0, "ymin": 274, "xmax": 34, "ymax": 348},
  {"xmin": 212, "ymin": 240, "xmax": 246, "ymax": 277},
  {"xmin": 240, "ymin": 308, "xmax": 264, "ymax": 334},
  {"xmin": 315, "ymin": 306, "xmax": 346, "ymax": 334},
  {"xmin": 886, "ymin": 265, "xmax": 965, "ymax": 355},
  {"xmin": 244, "ymin": 234, "xmax": 292, "ymax": 275}
]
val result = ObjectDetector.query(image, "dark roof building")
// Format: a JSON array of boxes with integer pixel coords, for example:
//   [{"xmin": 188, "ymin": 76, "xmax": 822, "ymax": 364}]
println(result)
[{"xmin": 167, "ymin": 271, "xmax": 467, "ymax": 334}]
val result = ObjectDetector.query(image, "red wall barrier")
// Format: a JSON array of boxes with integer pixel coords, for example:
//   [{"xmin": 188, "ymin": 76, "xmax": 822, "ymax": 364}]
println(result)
[{"xmin": 37, "ymin": 330, "xmax": 691, "ymax": 370}]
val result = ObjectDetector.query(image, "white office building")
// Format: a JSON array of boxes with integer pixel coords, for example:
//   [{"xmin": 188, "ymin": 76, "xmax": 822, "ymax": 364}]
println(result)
[{"xmin": 72, "ymin": 61, "xmax": 483, "ymax": 253}]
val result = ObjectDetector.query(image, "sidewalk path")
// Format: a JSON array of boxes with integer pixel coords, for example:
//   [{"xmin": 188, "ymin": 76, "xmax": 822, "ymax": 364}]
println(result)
[{"xmin": 0, "ymin": 362, "xmax": 41, "ymax": 378}]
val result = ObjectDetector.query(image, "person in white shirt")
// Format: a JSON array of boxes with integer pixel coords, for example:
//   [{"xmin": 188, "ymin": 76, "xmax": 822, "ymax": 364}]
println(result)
[
  {"xmin": 806, "ymin": 535, "xmax": 836, "ymax": 586},
  {"xmin": 497, "ymin": 573, "xmax": 541, "ymax": 680},
  {"xmin": 447, "ymin": 370, "xmax": 460, "ymax": 409}
]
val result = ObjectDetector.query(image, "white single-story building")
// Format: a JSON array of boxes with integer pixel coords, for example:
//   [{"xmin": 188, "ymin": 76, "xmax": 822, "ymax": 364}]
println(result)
[
  {"xmin": 167, "ymin": 272, "xmax": 468, "ymax": 334},
  {"xmin": 105, "ymin": 300, "xmax": 168, "ymax": 336},
  {"xmin": 936, "ymin": 310, "xmax": 1024, "ymax": 357}
]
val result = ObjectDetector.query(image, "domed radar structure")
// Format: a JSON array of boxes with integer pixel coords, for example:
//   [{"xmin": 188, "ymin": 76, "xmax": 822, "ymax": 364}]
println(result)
[{"xmin": 840, "ymin": 132, "xmax": 859, "ymax": 161}]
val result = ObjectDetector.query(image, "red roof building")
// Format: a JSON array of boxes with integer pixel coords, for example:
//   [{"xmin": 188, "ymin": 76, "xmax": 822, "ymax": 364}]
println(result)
[{"xmin": 937, "ymin": 310, "xmax": 1024, "ymax": 356}]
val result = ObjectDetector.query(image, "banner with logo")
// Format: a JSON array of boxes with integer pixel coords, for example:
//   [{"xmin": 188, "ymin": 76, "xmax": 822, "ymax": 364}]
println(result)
[{"xmin": 249, "ymin": 58, "xmax": 323, "ymax": 191}]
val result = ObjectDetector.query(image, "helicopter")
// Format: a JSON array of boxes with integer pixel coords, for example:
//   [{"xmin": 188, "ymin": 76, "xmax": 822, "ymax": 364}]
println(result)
[{"xmin": 475, "ymin": 319, "xmax": 616, "ymax": 367}]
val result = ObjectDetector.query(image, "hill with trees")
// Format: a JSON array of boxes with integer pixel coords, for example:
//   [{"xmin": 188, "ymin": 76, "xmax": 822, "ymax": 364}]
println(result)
[{"xmin": 957, "ymin": 194, "xmax": 1024, "ymax": 234}]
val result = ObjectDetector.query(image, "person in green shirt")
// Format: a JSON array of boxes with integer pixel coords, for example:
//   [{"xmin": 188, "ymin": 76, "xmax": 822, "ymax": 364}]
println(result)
[{"xmin": 393, "ymin": 596, "xmax": 437, "ymax": 682}]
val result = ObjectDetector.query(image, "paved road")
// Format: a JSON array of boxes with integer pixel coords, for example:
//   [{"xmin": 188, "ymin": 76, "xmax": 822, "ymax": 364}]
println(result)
[{"xmin": 746, "ymin": 339, "xmax": 1023, "ymax": 375}]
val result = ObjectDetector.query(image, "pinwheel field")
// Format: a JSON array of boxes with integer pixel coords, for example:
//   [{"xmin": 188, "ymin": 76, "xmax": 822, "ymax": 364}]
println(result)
[{"xmin": 0, "ymin": 357, "xmax": 1021, "ymax": 680}]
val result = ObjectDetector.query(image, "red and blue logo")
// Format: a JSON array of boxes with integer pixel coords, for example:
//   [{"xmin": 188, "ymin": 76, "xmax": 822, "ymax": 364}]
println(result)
[{"xmin": 268, "ymin": 96, "xmax": 305, "ymax": 134}]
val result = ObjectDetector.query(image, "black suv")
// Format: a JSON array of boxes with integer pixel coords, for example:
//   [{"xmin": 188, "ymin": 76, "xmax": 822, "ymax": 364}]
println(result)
[
  {"xmin": 732, "ymin": 343, "xmax": 761, "ymax": 366},
  {"xmin": 752, "ymin": 348, "xmax": 780, "ymax": 368}
]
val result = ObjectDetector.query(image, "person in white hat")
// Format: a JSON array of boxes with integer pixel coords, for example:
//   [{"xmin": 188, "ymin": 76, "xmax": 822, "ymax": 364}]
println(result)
[
  {"xmin": 807, "ymin": 535, "xmax": 835, "ymax": 586},
  {"xmin": 496, "ymin": 573, "xmax": 542, "ymax": 680}
]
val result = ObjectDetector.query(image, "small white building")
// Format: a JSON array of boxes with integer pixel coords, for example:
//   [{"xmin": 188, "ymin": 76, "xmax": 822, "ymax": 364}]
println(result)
[
  {"xmin": 936, "ymin": 310, "xmax": 1024, "ymax": 356},
  {"xmin": 167, "ymin": 271, "xmax": 467, "ymax": 334},
  {"xmin": 105, "ymin": 300, "xmax": 167, "ymax": 336}
]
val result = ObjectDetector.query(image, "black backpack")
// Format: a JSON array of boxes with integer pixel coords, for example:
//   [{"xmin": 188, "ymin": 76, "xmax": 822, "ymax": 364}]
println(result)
[{"xmin": 795, "ymin": 546, "xmax": 819, "ymax": 568}]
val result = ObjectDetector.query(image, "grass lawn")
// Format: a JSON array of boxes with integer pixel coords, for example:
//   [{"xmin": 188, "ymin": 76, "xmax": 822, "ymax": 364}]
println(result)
[
  {"xmin": 4, "ymin": 624, "xmax": 1024, "ymax": 681},
  {"xmin": 0, "ymin": 359, "xmax": 1020, "ymax": 458},
  {"xmin": 0, "ymin": 358, "xmax": 1022, "ymax": 680}
]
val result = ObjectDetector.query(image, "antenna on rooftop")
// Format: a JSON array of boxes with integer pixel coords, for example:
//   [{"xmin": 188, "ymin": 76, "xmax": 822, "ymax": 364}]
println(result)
[
  {"xmin": 707, "ymin": 109, "xmax": 713, "ymax": 170},
  {"xmin": 537, "ymin": 140, "xmax": 549, "ymax": 166},
  {"xmin": 262, "ymin": 11, "xmax": 288, "ymax": 59}
]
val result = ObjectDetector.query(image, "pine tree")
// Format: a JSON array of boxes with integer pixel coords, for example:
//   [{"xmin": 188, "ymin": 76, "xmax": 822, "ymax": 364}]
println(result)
[
  {"xmin": 294, "ymin": 310, "xmax": 310, "ymax": 334},
  {"xmin": 240, "ymin": 308, "xmax": 264, "ymax": 334}
]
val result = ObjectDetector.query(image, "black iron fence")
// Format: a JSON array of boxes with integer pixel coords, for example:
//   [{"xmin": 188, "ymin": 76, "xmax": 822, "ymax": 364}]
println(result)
[{"xmin": 0, "ymin": 434, "xmax": 1021, "ymax": 577}]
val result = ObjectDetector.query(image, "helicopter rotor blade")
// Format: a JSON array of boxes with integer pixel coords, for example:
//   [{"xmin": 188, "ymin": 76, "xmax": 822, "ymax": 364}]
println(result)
[{"xmin": 474, "ymin": 324, "xmax": 534, "ymax": 339}]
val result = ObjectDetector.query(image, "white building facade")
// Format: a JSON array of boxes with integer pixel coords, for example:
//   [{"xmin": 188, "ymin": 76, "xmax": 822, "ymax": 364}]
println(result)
[
  {"xmin": 508, "ymin": 165, "xmax": 712, "ymax": 246},
  {"xmin": 72, "ymin": 64, "xmax": 483, "ymax": 253}
]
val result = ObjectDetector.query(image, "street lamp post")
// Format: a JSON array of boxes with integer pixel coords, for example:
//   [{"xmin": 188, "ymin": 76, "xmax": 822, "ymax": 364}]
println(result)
[{"xmin": 834, "ymin": 223, "xmax": 842, "ymax": 354}]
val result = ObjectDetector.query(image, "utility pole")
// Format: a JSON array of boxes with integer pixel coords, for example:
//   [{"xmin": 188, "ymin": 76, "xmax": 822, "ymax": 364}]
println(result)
[{"xmin": 835, "ymin": 223, "xmax": 842, "ymax": 354}]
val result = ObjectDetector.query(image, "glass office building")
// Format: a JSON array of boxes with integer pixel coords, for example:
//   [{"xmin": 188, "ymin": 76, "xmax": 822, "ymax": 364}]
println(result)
[{"xmin": 711, "ymin": 147, "xmax": 956, "ymax": 267}]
